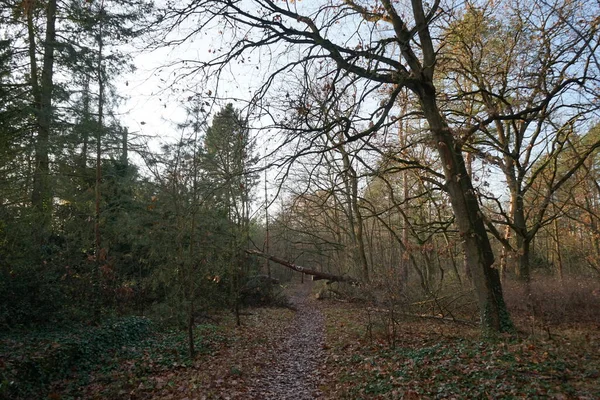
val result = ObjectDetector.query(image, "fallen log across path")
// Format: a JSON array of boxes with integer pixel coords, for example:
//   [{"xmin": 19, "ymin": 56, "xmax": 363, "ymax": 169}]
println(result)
[
  {"xmin": 245, "ymin": 249, "xmax": 361, "ymax": 285},
  {"xmin": 366, "ymin": 307, "xmax": 478, "ymax": 326}
]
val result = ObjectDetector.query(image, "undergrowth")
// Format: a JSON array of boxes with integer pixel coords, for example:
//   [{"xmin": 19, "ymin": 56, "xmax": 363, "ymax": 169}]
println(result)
[
  {"xmin": 504, "ymin": 277, "xmax": 600, "ymax": 326},
  {"xmin": 320, "ymin": 302, "xmax": 600, "ymax": 399},
  {"xmin": 0, "ymin": 317, "xmax": 226, "ymax": 399}
]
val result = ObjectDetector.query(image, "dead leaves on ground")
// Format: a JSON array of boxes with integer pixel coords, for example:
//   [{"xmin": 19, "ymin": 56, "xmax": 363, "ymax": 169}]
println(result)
[
  {"xmin": 5, "ymin": 287, "xmax": 599, "ymax": 399},
  {"xmin": 319, "ymin": 302, "xmax": 600, "ymax": 399},
  {"xmin": 139, "ymin": 307, "xmax": 295, "ymax": 399}
]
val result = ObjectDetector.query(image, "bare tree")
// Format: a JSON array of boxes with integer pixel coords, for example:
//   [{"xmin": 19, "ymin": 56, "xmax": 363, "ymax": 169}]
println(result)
[
  {"xmin": 156, "ymin": 0, "xmax": 514, "ymax": 331},
  {"xmin": 442, "ymin": 0, "xmax": 600, "ymax": 282}
]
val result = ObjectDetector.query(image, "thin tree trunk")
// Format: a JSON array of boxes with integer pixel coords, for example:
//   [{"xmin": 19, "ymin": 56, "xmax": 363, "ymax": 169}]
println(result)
[
  {"xmin": 399, "ymin": 113, "xmax": 410, "ymax": 288},
  {"xmin": 246, "ymin": 249, "xmax": 360, "ymax": 284},
  {"xmin": 499, "ymin": 194, "xmax": 515, "ymax": 281},
  {"xmin": 187, "ymin": 111, "xmax": 201, "ymax": 359},
  {"xmin": 121, "ymin": 127, "xmax": 128, "ymax": 166},
  {"xmin": 95, "ymin": 4, "xmax": 105, "ymax": 288},
  {"xmin": 80, "ymin": 78, "xmax": 91, "ymax": 169},
  {"xmin": 188, "ymin": 299, "xmax": 195, "ymax": 358},
  {"xmin": 585, "ymin": 195, "xmax": 600, "ymax": 265},
  {"xmin": 338, "ymin": 143, "xmax": 369, "ymax": 282},
  {"xmin": 264, "ymin": 168, "xmax": 271, "ymax": 278},
  {"xmin": 553, "ymin": 218, "xmax": 564, "ymax": 281}
]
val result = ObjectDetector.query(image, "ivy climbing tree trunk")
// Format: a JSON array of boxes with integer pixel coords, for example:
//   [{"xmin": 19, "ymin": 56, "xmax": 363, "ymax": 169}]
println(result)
[{"xmin": 417, "ymin": 83, "xmax": 512, "ymax": 332}]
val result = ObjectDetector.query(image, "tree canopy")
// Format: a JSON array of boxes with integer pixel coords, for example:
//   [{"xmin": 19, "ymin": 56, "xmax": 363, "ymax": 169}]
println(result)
[{"xmin": 0, "ymin": 3, "xmax": 599, "ymax": 393}]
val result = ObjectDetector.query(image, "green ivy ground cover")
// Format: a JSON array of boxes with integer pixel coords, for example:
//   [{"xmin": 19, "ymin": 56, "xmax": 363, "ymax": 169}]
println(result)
[{"xmin": 0, "ymin": 317, "xmax": 225, "ymax": 399}]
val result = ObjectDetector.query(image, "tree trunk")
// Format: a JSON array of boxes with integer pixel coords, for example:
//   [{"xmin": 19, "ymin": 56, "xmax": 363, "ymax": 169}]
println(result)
[
  {"xmin": 516, "ymin": 237, "xmax": 531, "ymax": 282},
  {"xmin": 264, "ymin": 168, "xmax": 271, "ymax": 278},
  {"xmin": 338, "ymin": 143, "xmax": 370, "ymax": 282},
  {"xmin": 29, "ymin": 0, "xmax": 57, "ymax": 246},
  {"xmin": 121, "ymin": 127, "xmax": 129, "ymax": 166},
  {"xmin": 499, "ymin": 193, "xmax": 515, "ymax": 281},
  {"xmin": 553, "ymin": 218, "xmax": 564, "ymax": 281},
  {"xmin": 80, "ymin": 78, "xmax": 91, "ymax": 169},
  {"xmin": 95, "ymin": 15, "xmax": 104, "ymax": 266},
  {"xmin": 417, "ymin": 82, "xmax": 513, "ymax": 333},
  {"xmin": 398, "ymin": 113, "xmax": 410, "ymax": 288},
  {"xmin": 188, "ymin": 299, "xmax": 195, "ymax": 358},
  {"xmin": 513, "ymin": 191, "xmax": 530, "ymax": 282},
  {"xmin": 246, "ymin": 249, "xmax": 360, "ymax": 285}
]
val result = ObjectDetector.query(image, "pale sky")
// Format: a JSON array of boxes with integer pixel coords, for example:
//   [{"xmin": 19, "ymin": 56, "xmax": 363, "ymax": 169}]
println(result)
[{"xmin": 116, "ymin": 15, "xmax": 290, "ymax": 217}]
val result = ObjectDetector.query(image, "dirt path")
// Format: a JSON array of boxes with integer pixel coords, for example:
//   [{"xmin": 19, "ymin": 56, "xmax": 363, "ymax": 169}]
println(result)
[{"xmin": 244, "ymin": 282, "xmax": 325, "ymax": 399}]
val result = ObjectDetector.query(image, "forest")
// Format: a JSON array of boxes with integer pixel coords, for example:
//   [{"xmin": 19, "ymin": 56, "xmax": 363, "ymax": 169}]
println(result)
[{"xmin": 0, "ymin": 0, "xmax": 599, "ymax": 398}]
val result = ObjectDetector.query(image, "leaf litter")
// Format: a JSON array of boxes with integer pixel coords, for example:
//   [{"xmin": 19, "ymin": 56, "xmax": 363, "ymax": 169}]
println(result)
[
  {"xmin": 140, "ymin": 282, "xmax": 325, "ymax": 399},
  {"xmin": 3, "ymin": 283, "xmax": 599, "ymax": 399}
]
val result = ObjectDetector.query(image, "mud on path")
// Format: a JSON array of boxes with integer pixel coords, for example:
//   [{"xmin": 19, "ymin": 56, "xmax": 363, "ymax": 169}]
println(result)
[{"xmin": 244, "ymin": 282, "xmax": 325, "ymax": 399}]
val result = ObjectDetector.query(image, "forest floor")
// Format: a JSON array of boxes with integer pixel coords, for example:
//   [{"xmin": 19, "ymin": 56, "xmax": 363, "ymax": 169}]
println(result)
[{"xmin": 2, "ymin": 281, "xmax": 600, "ymax": 399}]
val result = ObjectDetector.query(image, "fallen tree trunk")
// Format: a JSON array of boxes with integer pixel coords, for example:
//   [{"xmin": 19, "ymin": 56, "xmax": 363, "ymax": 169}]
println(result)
[
  {"xmin": 245, "ymin": 249, "xmax": 360, "ymax": 285},
  {"xmin": 366, "ymin": 307, "xmax": 477, "ymax": 327}
]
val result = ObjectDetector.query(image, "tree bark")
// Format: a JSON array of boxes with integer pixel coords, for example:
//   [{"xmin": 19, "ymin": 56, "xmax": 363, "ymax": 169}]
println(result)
[
  {"xmin": 29, "ymin": 0, "xmax": 57, "ymax": 245},
  {"xmin": 121, "ymin": 127, "xmax": 129, "ymax": 166},
  {"xmin": 399, "ymin": 118, "xmax": 410, "ymax": 287},
  {"xmin": 516, "ymin": 236, "xmax": 531, "ymax": 282},
  {"xmin": 512, "ymin": 189, "xmax": 531, "ymax": 282},
  {"xmin": 245, "ymin": 249, "xmax": 360, "ymax": 285},
  {"xmin": 553, "ymin": 218, "xmax": 564, "ymax": 280},
  {"xmin": 416, "ymin": 81, "xmax": 513, "ymax": 332},
  {"xmin": 95, "ymin": 5, "xmax": 105, "ymax": 266},
  {"xmin": 499, "ymin": 193, "xmax": 515, "ymax": 281},
  {"xmin": 338, "ymin": 142, "xmax": 370, "ymax": 282},
  {"xmin": 264, "ymin": 168, "xmax": 271, "ymax": 279}
]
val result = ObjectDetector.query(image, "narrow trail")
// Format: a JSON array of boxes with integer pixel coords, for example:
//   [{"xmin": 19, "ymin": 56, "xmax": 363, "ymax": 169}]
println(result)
[{"xmin": 245, "ymin": 282, "xmax": 325, "ymax": 399}]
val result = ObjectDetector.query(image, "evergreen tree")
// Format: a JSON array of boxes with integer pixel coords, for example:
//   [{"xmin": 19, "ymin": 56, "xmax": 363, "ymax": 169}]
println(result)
[
  {"xmin": 203, "ymin": 104, "xmax": 258, "ymax": 220},
  {"xmin": 0, "ymin": 0, "xmax": 154, "ymax": 326},
  {"xmin": 203, "ymin": 103, "xmax": 258, "ymax": 324}
]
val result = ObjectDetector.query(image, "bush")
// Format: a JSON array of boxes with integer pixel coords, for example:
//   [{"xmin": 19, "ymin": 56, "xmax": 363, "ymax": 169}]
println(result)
[
  {"xmin": 0, "ymin": 267, "xmax": 70, "ymax": 328},
  {"xmin": 0, "ymin": 316, "xmax": 153, "ymax": 399},
  {"xmin": 504, "ymin": 277, "xmax": 600, "ymax": 326},
  {"xmin": 240, "ymin": 275, "xmax": 288, "ymax": 307}
]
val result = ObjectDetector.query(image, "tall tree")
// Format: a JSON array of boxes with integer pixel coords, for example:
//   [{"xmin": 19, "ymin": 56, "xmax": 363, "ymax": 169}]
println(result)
[
  {"xmin": 203, "ymin": 103, "xmax": 257, "ymax": 324},
  {"xmin": 442, "ymin": 0, "xmax": 600, "ymax": 282},
  {"xmin": 27, "ymin": 0, "xmax": 58, "ymax": 246},
  {"xmin": 159, "ymin": 0, "xmax": 513, "ymax": 331},
  {"xmin": 203, "ymin": 104, "xmax": 256, "ymax": 219}
]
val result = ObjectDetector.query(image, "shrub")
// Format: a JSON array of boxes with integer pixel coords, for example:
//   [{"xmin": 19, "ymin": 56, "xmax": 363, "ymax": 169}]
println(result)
[
  {"xmin": 0, "ymin": 316, "xmax": 153, "ymax": 399},
  {"xmin": 504, "ymin": 277, "xmax": 600, "ymax": 326},
  {"xmin": 240, "ymin": 275, "xmax": 288, "ymax": 307}
]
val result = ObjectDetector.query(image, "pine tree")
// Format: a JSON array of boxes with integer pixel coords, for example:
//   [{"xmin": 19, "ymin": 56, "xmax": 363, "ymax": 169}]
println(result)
[{"xmin": 203, "ymin": 104, "xmax": 258, "ymax": 325}]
